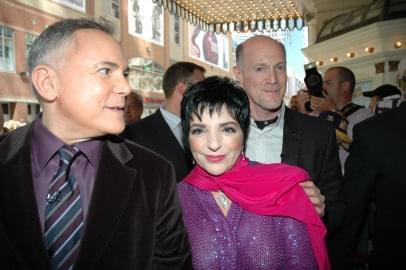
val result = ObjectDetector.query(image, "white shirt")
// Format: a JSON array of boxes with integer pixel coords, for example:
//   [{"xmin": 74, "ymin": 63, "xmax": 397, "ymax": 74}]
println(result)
[
  {"xmin": 245, "ymin": 106, "xmax": 285, "ymax": 163},
  {"xmin": 159, "ymin": 106, "xmax": 183, "ymax": 148},
  {"xmin": 339, "ymin": 106, "xmax": 374, "ymax": 171}
]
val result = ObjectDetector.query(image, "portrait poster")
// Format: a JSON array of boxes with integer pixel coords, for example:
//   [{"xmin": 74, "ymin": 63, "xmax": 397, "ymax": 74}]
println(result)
[
  {"xmin": 169, "ymin": 14, "xmax": 182, "ymax": 61},
  {"xmin": 53, "ymin": 0, "xmax": 86, "ymax": 12},
  {"xmin": 188, "ymin": 25, "xmax": 230, "ymax": 71},
  {"xmin": 128, "ymin": 0, "xmax": 164, "ymax": 46}
]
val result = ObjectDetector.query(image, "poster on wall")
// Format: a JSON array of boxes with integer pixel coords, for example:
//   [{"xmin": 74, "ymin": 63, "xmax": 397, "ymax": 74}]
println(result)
[
  {"xmin": 128, "ymin": 0, "xmax": 164, "ymax": 46},
  {"xmin": 169, "ymin": 14, "xmax": 182, "ymax": 61},
  {"xmin": 53, "ymin": 0, "xmax": 86, "ymax": 12},
  {"xmin": 189, "ymin": 25, "xmax": 229, "ymax": 71}
]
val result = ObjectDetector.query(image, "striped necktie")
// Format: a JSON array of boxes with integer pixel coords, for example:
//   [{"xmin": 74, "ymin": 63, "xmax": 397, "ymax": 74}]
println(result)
[{"xmin": 45, "ymin": 145, "xmax": 84, "ymax": 270}]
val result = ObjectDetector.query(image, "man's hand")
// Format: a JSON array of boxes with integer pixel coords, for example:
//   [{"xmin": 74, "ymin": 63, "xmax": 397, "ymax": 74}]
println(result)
[
  {"xmin": 296, "ymin": 89, "xmax": 311, "ymax": 114},
  {"xmin": 310, "ymin": 95, "xmax": 336, "ymax": 113},
  {"xmin": 300, "ymin": 180, "xmax": 326, "ymax": 217}
]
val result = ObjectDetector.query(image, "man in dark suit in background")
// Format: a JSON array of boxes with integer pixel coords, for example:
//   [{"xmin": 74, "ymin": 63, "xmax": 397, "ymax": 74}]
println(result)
[
  {"xmin": 123, "ymin": 62, "xmax": 205, "ymax": 182},
  {"xmin": 0, "ymin": 105, "xmax": 4, "ymax": 134},
  {"xmin": 0, "ymin": 19, "xmax": 191, "ymax": 269},
  {"xmin": 233, "ymin": 35, "xmax": 344, "ymax": 234},
  {"xmin": 330, "ymin": 102, "xmax": 406, "ymax": 269}
]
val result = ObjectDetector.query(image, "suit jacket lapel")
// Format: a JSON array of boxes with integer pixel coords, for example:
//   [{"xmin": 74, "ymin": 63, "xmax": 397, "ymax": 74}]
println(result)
[
  {"xmin": 154, "ymin": 111, "xmax": 194, "ymax": 171},
  {"xmin": 75, "ymin": 138, "xmax": 136, "ymax": 269},
  {"xmin": 0, "ymin": 125, "xmax": 51, "ymax": 269},
  {"xmin": 154, "ymin": 110, "xmax": 184, "ymax": 152},
  {"xmin": 281, "ymin": 107, "xmax": 302, "ymax": 165},
  {"xmin": 395, "ymin": 103, "xmax": 406, "ymax": 150},
  {"xmin": 395, "ymin": 102, "xmax": 406, "ymax": 133}
]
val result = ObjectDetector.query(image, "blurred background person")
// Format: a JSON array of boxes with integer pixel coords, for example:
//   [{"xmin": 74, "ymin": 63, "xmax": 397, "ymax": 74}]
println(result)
[
  {"xmin": 363, "ymin": 84, "xmax": 402, "ymax": 114},
  {"xmin": 124, "ymin": 61, "xmax": 205, "ymax": 182},
  {"xmin": 396, "ymin": 56, "xmax": 406, "ymax": 95},
  {"xmin": 331, "ymin": 101, "xmax": 406, "ymax": 269},
  {"xmin": 179, "ymin": 76, "xmax": 329, "ymax": 270},
  {"xmin": 124, "ymin": 91, "xmax": 143, "ymax": 124},
  {"xmin": 310, "ymin": 66, "xmax": 374, "ymax": 170},
  {"xmin": 0, "ymin": 105, "xmax": 4, "ymax": 134}
]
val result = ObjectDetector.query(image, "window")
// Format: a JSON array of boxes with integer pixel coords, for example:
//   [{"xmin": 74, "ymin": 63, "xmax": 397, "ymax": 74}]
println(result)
[
  {"xmin": 25, "ymin": 33, "xmax": 37, "ymax": 59},
  {"xmin": 1, "ymin": 103, "xmax": 11, "ymax": 121},
  {"xmin": 27, "ymin": 103, "xmax": 41, "ymax": 122},
  {"xmin": 0, "ymin": 25, "xmax": 15, "ymax": 72},
  {"xmin": 104, "ymin": 0, "xmax": 120, "ymax": 19}
]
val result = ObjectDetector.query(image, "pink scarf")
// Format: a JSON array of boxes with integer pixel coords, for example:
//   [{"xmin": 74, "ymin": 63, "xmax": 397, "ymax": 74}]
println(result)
[{"xmin": 184, "ymin": 156, "xmax": 330, "ymax": 270}]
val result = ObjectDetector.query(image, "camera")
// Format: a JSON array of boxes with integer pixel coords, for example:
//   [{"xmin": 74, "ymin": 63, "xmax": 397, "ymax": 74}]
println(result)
[{"xmin": 304, "ymin": 62, "xmax": 323, "ymax": 111}]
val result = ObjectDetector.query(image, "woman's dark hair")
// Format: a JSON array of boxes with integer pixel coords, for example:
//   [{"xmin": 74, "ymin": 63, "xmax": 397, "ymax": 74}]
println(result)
[{"xmin": 181, "ymin": 76, "xmax": 250, "ymax": 150}]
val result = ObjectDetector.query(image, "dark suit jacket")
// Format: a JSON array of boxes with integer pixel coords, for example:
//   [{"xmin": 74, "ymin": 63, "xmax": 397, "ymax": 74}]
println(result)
[
  {"xmin": 123, "ymin": 110, "xmax": 194, "ymax": 182},
  {"xmin": 330, "ymin": 102, "xmax": 406, "ymax": 269},
  {"xmin": 281, "ymin": 107, "xmax": 344, "ymax": 234},
  {"xmin": 0, "ymin": 124, "xmax": 192, "ymax": 270}
]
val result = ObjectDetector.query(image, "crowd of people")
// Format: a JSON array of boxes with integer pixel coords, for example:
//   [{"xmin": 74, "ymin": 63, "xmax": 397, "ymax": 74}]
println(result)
[{"xmin": 1, "ymin": 18, "xmax": 405, "ymax": 270}]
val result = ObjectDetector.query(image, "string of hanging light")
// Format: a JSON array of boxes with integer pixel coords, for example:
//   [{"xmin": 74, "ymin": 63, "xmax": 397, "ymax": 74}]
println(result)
[{"xmin": 152, "ymin": 0, "xmax": 305, "ymax": 33}]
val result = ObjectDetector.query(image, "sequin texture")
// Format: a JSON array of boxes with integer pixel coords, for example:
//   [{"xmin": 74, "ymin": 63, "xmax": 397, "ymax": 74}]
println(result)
[{"xmin": 178, "ymin": 183, "xmax": 318, "ymax": 270}]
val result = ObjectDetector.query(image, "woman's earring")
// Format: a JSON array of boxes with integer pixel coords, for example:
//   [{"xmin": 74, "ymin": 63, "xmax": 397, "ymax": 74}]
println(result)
[{"xmin": 242, "ymin": 147, "xmax": 246, "ymax": 160}]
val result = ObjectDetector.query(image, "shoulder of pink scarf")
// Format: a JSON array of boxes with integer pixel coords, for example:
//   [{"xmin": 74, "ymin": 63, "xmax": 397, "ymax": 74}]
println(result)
[
  {"xmin": 184, "ymin": 156, "xmax": 310, "ymax": 188},
  {"xmin": 252, "ymin": 162, "xmax": 310, "ymax": 179},
  {"xmin": 184, "ymin": 163, "xmax": 218, "ymax": 190}
]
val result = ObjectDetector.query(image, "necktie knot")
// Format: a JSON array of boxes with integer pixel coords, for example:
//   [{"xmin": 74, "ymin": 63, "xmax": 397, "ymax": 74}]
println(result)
[
  {"xmin": 59, "ymin": 145, "xmax": 80, "ymax": 165},
  {"xmin": 47, "ymin": 146, "xmax": 80, "ymax": 204}
]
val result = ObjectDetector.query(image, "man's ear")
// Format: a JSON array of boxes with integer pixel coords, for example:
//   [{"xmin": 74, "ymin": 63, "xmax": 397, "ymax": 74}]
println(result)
[
  {"xmin": 30, "ymin": 65, "xmax": 59, "ymax": 102},
  {"xmin": 233, "ymin": 65, "xmax": 243, "ymax": 83},
  {"xmin": 175, "ymin": 81, "xmax": 188, "ymax": 96},
  {"xmin": 341, "ymin": 81, "xmax": 352, "ymax": 97}
]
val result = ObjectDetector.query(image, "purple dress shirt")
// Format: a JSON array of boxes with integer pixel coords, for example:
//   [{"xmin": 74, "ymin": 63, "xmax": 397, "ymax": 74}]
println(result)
[
  {"xmin": 31, "ymin": 117, "xmax": 102, "ymax": 232},
  {"xmin": 178, "ymin": 182, "xmax": 318, "ymax": 270}
]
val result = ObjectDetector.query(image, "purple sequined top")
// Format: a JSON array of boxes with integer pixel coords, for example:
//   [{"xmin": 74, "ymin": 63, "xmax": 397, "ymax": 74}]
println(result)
[{"xmin": 178, "ymin": 182, "xmax": 318, "ymax": 270}]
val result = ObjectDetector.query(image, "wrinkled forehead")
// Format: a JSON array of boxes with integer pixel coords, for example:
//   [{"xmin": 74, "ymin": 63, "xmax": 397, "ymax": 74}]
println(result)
[
  {"xmin": 71, "ymin": 29, "xmax": 124, "ymax": 61},
  {"xmin": 242, "ymin": 39, "xmax": 286, "ymax": 65},
  {"xmin": 73, "ymin": 28, "xmax": 113, "ymax": 43}
]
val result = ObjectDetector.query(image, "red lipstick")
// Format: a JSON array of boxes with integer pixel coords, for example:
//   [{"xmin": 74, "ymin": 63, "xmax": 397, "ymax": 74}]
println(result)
[{"xmin": 205, "ymin": 155, "xmax": 226, "ymax": 163}]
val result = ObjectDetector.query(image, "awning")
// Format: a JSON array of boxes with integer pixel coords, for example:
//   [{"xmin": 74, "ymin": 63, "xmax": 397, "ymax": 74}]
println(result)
[{"xmin": 153, "ymin": 0, "xmax": 306, "ymax": 33}]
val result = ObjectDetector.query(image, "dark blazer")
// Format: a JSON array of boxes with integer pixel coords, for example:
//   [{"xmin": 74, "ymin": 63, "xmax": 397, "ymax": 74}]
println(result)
[
  {"xmin": 281, "ymin": 107, "xmax": 344, "ymax": 234},
  {"xmin": 123, "ymin": 110, "xmax": 194, "ymax": 182},
  {"xmin": 0, "ymin": 124, "xmax": 192, "ymax": 270},
  {"xmin": 330, "ymin": 102, "xmax": 406, "ymax": 269}
]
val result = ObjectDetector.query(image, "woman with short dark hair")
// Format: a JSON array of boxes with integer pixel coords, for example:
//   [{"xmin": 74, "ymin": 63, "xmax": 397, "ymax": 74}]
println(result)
[{"xmin": 179, "ymin": 76, "xmax": 329, "ymax": 269}]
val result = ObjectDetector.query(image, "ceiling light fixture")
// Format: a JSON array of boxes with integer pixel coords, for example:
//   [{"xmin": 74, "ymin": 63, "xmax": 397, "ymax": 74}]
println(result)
[
  {"xmin": 394, "ymin": 41, "xmax": 402, "ymax": 49},
  {"xmin": 364, "ymin": 47, "xmax": 374, "ymax": 53},
  {"xmin": 330, "ymin": 57, "xmax": 338, "ymax": 62},
  {"xmin": 154, "ymin": 0, "xmax": 305, "ymax": 33}
]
